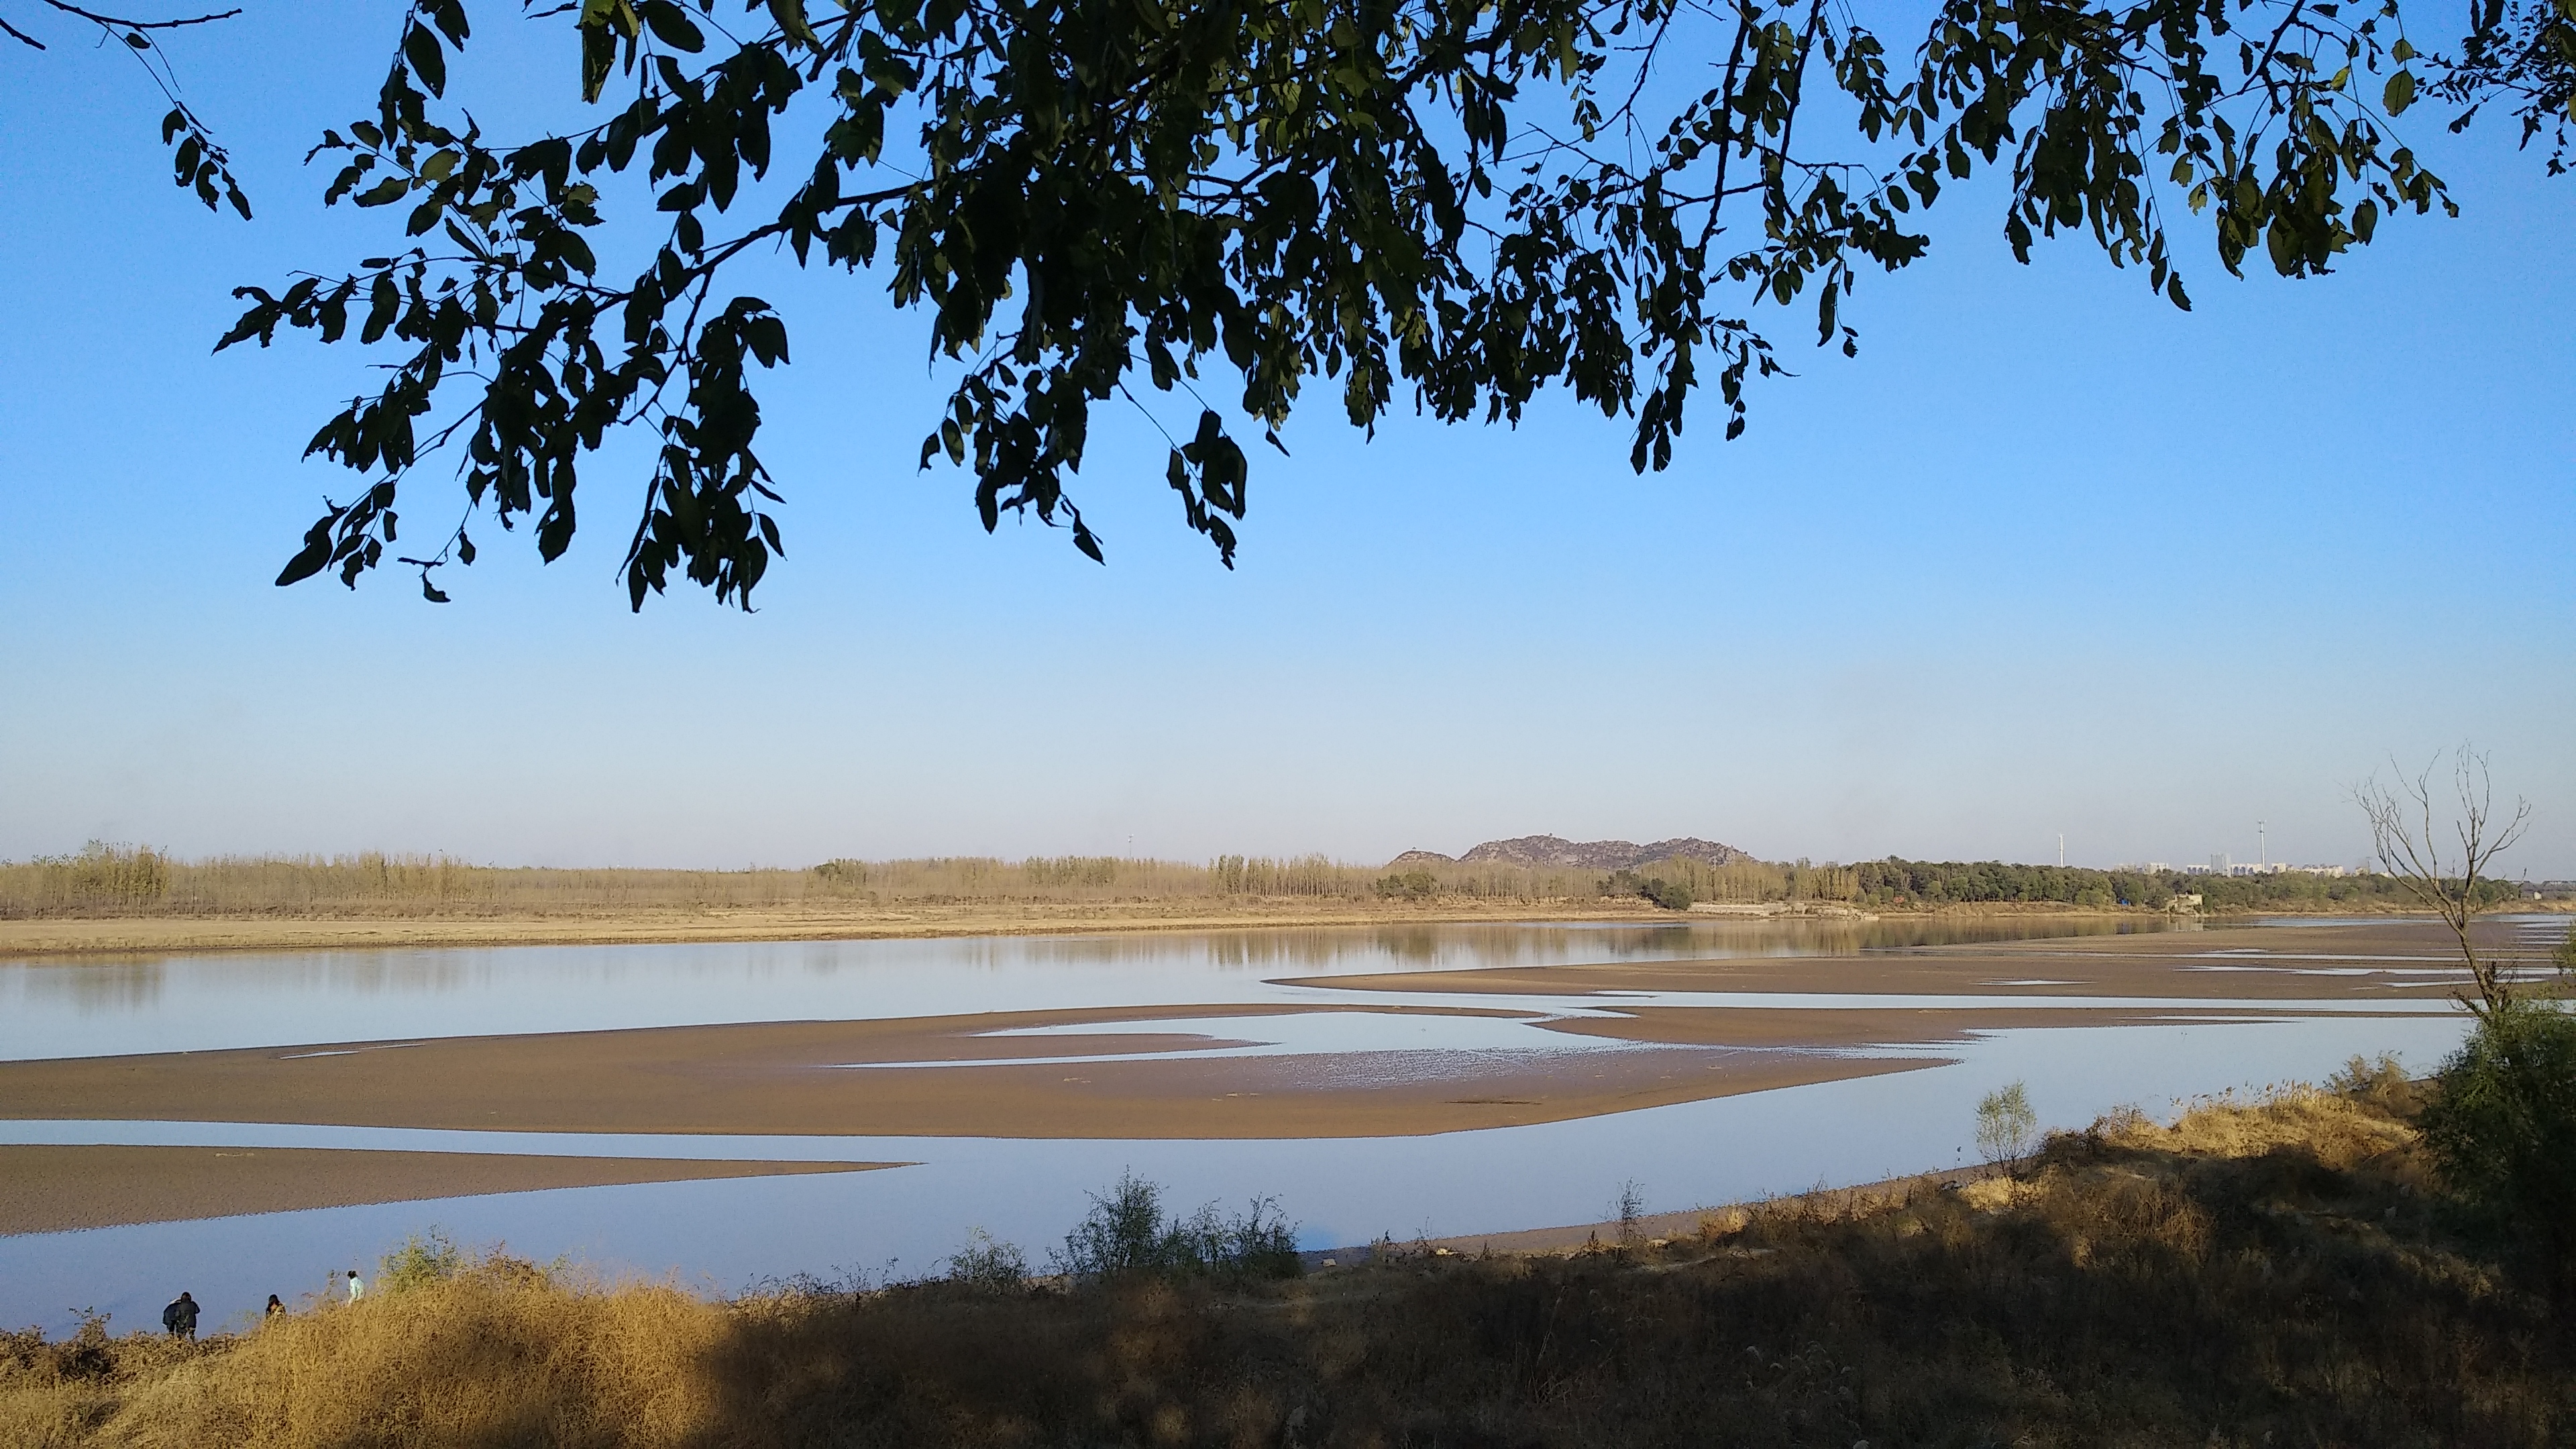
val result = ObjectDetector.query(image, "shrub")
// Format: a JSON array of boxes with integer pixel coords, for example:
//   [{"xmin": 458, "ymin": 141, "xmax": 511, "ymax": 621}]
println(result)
[
  {"xmin": 378, "ymin": 1230, "xmax": 466, "ymax": 1293},
  {"xmin": 943, "ymin": 1228, "xmax": 1029, "ymax": 1291},
  {"xmin": 1053, "ymin": 1173, "xmax": 1302, "ymax": 1284},
  {"xmin": 2420, "ymin": 1000, "xmax": 2576, "ymax": 1275},
  {"xmin": 1976, "ymin": 1082, "xmax": 2038, "ymax": 1166},
  {"xmin": 1598, "ymin": 869, "xmax": 1692, "ymax": 910},
  {"xmin": 1613, "ymin": 1179, "xmax": 1646, "ymax": 1244},
  {"xmin": 2328, "ymin": 1051, "xmax": 2418, "ymax": 1115},
  {"xmin": 1373, "ymin": 868, "xmax": 1438, "ymax": 901}
]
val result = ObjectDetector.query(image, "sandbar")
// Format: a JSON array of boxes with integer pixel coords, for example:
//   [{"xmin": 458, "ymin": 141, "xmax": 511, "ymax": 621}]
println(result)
[
  {"xmin": 1288, "ymin": 920, "xmax": 2527, "ymax": 1002},
  {"xmin": 0, "ymin": 1144, "xmax": 892, "ymax": 1236},
  {"xmin": 0, "ymin": 1003, "xmax": 1940, "ymax": 1139}
]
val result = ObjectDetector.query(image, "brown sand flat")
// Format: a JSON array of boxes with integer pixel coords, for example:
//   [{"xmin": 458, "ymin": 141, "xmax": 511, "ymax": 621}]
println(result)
[
  {"xmin": 0, "ymin": 1144, "xmax": 892, "ymax": 1236},
  {"xmin": 1322, "ymin": 1166, "xmax": 1986, "ymax": 1262},
  {"xmin": 1523, "ymin": 1003, "xmax": 2417, "ymax": 1050},
  {"xmin": 1289, "ymin": 920, "xmax": 2518, "ymax": 1002},
  {"xmin": 0, "ymin": 1004, "xmax": 1935, "ymax": 1139}
]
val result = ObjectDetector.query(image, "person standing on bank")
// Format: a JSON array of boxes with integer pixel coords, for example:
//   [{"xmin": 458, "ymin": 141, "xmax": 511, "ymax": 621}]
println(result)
[
  {"xmin": 161, "ymin": 1291, "xmax": 198, "ymax": 1341},
  {"xmin": 265, "ymin": 1294, "xmax": 286, "ymax": 1322},
  {"xmin": 345, "ymin": 1269, "xmax": 364, "ymax": 1303}
]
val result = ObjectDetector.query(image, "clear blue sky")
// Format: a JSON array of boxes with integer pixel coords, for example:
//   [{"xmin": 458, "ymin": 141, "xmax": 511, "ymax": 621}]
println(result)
[{"xmin": 1, "ymin": 5, "xmax": 2567, "ymax": 873}]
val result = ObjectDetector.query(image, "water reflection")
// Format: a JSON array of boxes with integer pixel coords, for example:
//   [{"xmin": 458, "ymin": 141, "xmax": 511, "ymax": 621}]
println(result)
[
  {"xmin": 21, "ymin": 958, "xmax": 168, "ymax": 1013},
  {"xmin": 0, "ymin": 916, "xmax": 2193, "ymax": 1063}
]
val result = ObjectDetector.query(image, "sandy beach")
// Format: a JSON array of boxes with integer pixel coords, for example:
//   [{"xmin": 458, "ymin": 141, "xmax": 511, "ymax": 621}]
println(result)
[{"xmin": 0, "ymin": 1145, "xmax": 892, "ymax": 1236}]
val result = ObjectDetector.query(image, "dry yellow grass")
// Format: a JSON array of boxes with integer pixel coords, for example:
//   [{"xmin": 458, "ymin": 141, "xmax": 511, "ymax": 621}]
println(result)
[
  {"xmin": 23, "ymin": 1268, "xmax": 728, "ymax": 1447},
  {"xmin": 0, "ymin": 846, "xmax": 1604, "ymax": 926},
  {"xmin": 2105, "ymin": 1083, "xmax": 2420, "ymax": 1168},
  {"xmin": 0, "ymin": 894, "xmax": 1680, "ymax": 958},
  {"xmin": 10, "ymin": 1082, "xmax": 2573, "ymax": 1447}
]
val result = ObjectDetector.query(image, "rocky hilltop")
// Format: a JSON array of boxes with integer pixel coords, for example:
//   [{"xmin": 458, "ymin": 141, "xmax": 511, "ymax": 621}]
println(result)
[{"xmin": 1386, "ymin": 835, "xmax": 1747, "ymax": 871}]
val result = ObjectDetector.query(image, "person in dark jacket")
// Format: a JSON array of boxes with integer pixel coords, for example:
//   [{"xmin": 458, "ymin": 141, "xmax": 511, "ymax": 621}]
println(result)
[{"xmin": 161, "ymin": 1291, "xmax": 199, "ymax": 1341}]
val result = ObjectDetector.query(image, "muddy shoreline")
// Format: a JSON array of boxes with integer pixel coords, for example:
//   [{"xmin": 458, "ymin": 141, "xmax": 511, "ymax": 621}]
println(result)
[{"xmin": 0, "ymin": 1146, "xmax": 892, "ymax": 1237}]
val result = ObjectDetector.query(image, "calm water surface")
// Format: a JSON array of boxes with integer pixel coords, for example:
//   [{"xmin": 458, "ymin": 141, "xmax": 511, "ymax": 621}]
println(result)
[{"xmin": 0, "ymin": 915, "xmax": 2522, "ymax": 1336}]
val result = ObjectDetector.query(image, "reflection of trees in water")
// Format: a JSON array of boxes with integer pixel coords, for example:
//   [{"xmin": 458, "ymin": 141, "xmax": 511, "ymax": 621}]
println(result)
[
  {"xmin": 17, "ymin": 958, "xmax": 167, "ymax": 1012},
  {"xmin": 915, "ymin": 916, "xmax": 2204, "ymax": 976},
  {"xmin": 6, "ymin": 918, "xmax": 2208, "ymax": 1035},
  {"xmin": 192, "ymin": 949, "xmax": 496, "ymax": 1000},
  {"xmin": 754, "ymin": 915, "xmax": 2206, "ymax": 979}
]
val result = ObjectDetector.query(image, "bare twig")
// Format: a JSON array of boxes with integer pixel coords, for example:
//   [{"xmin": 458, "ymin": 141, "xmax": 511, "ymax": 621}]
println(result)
[
  {"xmin": 36, "ymin": 2, "xmax": 239, "ymax": 31},
  {"xmin": 2355, "ymin": 744, "xmax": 2533, "ymax": 1016}
]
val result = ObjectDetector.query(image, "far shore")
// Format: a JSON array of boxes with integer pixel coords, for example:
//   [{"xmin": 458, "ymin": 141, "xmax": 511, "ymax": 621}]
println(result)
[{"xmin": 3, "ymin": 896, "xmax": 2542, "ymax": 959}]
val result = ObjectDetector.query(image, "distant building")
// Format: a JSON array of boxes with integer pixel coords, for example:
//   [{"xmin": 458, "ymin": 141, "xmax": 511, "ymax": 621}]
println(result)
[{"xmin": 2122, "ymin": 858, "xmax": 2349, "ymax": 879}]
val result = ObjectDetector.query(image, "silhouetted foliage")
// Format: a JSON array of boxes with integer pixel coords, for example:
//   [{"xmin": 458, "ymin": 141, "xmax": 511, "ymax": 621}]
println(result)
[
  {"xmin": 1052, "ymin": 1173, "xmax": 1302, "ymax": 1285},
  {"xmin": 80, "ymin": 0, "xmax": 2546, "ymax": 606}
]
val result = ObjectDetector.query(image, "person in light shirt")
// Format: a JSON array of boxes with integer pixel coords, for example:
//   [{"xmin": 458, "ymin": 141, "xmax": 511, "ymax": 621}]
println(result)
[{"xmin": 344, "ymin": 1269, "xmax": 364, "ymax": 1303}]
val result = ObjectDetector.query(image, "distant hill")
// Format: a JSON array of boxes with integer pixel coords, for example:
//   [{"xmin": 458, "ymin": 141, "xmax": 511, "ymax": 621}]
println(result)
[{"xmin": 1386, "ymin": 835, "xmax": 1748, "ymax": 871}]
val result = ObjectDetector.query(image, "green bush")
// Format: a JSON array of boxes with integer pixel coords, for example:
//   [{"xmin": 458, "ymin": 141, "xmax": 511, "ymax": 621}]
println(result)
[
  {"xmin": 378, "ymin": 1230, "xmax": 466, "ymax": 1293},
  {"xmin": 1052, "ymin": 1173, "xmax": 1302, "ymax": 1284},
  {"xmin": 1597, "ymin": 870, "xmax": 1692, "ymax": 910},
  {"xmin": 2420, "ymin": 1001, "xmax": 2576, "ymax": 1275},
  {"xmin": 943, "ymin": 1228, "xmax": 1029, "ymax": 1291},
  {"xmin": 1976, "ymin": 1083, "xmax": 2038, "ymax": 1166},
  {"xmin": 1373, "ymin": 869, "xmax": 1438, "ymax": 901}
]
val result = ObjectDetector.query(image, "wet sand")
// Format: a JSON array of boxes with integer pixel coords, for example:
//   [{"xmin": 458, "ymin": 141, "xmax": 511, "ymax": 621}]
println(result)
[
  {"xmin": 0, "ymin": 1003, "xmax": 1939, "ymax": 1139},
  {"xmin": 1289, "ymin": 920, "xmax": 2530, "ymax": 1002},
  {"xmin": 0, "ymin": 1145, "xmax": 893, "ymax": 1236},
  {"xmin": 1523, "ymin": 1002, "xmax": 2434, "ymax": 1049},
  {"xmin": 0, "ymin": 917, "xmax": 2510, "ymax": 1232}
]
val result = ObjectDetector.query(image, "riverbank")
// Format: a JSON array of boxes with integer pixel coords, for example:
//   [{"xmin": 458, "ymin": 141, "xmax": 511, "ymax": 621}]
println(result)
[
  {"xmin": 0, "ymin": 898, "xmax": 1713, "ymax": 957},
  {"xmin": 5, "ymin": 896, "xmax": 2552, "ymax": 959},
  {"xmin": 7, "ymin": 1083, "xmax": 2565, "ymax": 1446}
]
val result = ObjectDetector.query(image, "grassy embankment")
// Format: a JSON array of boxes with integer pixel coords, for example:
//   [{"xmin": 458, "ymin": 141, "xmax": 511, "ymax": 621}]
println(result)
[
  {"xmin": 7, "ymin": 845, "xmax": 2540, "ymax": 957},
  {"xmin": 9, "ymin": 1073, "xmax": 2571, "ymax": 1446}
]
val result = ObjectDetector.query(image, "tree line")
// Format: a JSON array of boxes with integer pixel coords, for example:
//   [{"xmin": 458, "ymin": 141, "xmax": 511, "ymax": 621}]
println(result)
[{"xmin": 1844, "ymin": 859, "xmax": 2529, "ymax": 912}]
